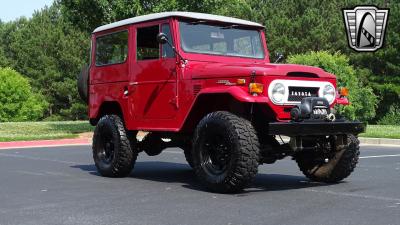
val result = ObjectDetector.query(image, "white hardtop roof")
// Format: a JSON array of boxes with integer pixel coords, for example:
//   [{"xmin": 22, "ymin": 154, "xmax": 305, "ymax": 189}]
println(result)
[{"xmin": 93, "ymin": 11, "xmax": 264, "ymax": 33}]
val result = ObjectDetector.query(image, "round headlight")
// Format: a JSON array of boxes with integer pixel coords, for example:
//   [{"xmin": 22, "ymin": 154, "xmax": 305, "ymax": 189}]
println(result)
[
  {"xmin": 323, "ymin": 84, "xmax": 335, "ymax": 104},
  {"xmin": 271, "ymin": 83, "xmax": 285, "ymax": 103}
]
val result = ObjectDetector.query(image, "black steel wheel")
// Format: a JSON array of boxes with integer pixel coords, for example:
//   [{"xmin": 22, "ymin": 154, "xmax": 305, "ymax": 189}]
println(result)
[
  {"xmin": 192, "ymin": 111, "xmax": 260, "ymax": 193},
  {"xmin": 199, "ymin": 132, "xmax": 231, "ymax": 177},
  {"xmin": 92, "ymin": 115, "xmax": 137, "ymax": 177}
]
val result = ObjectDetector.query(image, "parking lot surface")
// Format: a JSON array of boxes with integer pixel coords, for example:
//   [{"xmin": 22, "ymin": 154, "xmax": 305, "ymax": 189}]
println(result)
[{"xmin": 0, "ymin": 144, "xmax": 399, "ymax": 225}]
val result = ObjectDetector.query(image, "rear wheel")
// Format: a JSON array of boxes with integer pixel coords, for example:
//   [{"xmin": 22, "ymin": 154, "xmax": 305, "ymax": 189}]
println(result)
[
  {"xmin": 295, "ymin": 135, "xmax": 360, "ymax": 183},
  {"xmin": 192, "ymin": 111, "xmax": 260, "ymax": 193},
  {"xmin": 92, "ymin": 115, "xmax": 137, "ymax": 177}
]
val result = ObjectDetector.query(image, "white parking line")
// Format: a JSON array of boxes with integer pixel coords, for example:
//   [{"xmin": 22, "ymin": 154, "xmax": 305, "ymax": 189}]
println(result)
[{"xmin": 360, "ymin": 154, "xmax": 400, "ymax": 159}]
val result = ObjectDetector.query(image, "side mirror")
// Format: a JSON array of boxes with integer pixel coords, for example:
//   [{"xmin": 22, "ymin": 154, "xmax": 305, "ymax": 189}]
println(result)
[
  {"xmin": 274, "ymin": 52, "xmax": 284, "ymax": 63},
  {"xmin": 157, "ymin": 33, "xmax": 168, "ymax": 44},
  {"xmin": 156, "ymin": 32, "xmax": 187, "ymax": 65}
]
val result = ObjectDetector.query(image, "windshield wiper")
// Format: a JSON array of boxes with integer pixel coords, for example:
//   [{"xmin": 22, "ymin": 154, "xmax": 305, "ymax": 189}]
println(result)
[
  {"xmin": 188, "ymin": 20, "xmax": 208, "ymax": 25},
  {"xmin": 222, "ymin": 24, "xmax": 255, "ymax": 30},
  {"xmin": 222, "ymin": 24, "xmax": 240, "ymax": 29}
]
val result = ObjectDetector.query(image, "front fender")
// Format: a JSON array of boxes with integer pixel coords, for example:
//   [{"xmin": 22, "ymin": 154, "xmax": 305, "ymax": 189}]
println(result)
[{"xmin": 197, "ymin": 86, "xmax": 270, "ymax": 103}]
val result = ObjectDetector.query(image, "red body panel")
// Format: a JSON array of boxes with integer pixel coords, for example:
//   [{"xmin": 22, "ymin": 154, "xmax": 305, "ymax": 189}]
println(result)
[{"xmin": 89, "ymin": 17, "xmax": 347, "ymax": 132}]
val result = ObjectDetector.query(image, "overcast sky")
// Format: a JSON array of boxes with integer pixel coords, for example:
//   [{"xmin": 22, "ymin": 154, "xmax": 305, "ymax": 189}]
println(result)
[{"xmin": 0, "ymin": 0, "xmax": 54, "ymax": 22}]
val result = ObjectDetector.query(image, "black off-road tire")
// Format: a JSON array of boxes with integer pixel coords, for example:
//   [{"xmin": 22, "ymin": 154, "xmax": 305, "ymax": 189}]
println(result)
[
  {"xmin": 295, "ymin": 134, "xmax": 360, "ymax": 183},
  {"xmin": 192, "ymin": 111, "xmax": 260, "ymax": 193},
  {"xmin": 92, "ymin": 115, "xmax": 138, "ymax": 177},
  {"xmin": 183, "ymin": 147, "xmax": 194, "ymax": 168},
  {"xmin": 177, "ymin": 138, "xmax": 194, "ymax": 168}
]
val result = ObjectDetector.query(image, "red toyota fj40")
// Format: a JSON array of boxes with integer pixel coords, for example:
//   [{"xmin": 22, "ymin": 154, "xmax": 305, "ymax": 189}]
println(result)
[{"xmin": 78, "ymin": 12, "xmax": 365, "ymax": 193}]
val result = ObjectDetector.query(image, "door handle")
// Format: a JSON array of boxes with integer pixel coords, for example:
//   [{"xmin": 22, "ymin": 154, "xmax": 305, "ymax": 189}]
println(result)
[{"xmin": 123, "ymin": 86, "xmax": 129, "ymax": 96}]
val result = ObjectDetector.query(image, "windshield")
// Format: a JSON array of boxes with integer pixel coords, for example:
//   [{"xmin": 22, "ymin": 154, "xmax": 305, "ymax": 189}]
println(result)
[{"xmin": 179, "ymin": 22, "xmax": 265, "ymax": 59}]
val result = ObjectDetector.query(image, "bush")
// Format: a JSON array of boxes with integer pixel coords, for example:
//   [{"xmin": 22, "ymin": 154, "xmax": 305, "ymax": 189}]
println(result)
[
  {"xmin": 0, "ymin": 67, "xmax": 48, "ymax": 122},
  {"xmin": 371, "ymin": 83, "xmax": 400, "ymax": 123},
  {"xmin": 60, "ymin": 102, "xmax": 88, "ymax": 120},
  {"xmin": 287, "ymin": 51, "xmax": 378, "ymax": 121},
  {"xmin": 42, "ymin": 114, "xmax": 66, "ymax": 122},
  {"xmin": 378, "ymin": 104, "xmax": 400, "ymax": 125}
]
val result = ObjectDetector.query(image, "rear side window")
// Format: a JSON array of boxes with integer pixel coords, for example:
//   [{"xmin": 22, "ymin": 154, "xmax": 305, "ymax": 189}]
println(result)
[
  {"xmin": 95, "ymin": 31, "xmax": 128, "ymax": 66},
  {"xmin": 137, "ymin": 25, "xmax": 160, "ymax": 60}
]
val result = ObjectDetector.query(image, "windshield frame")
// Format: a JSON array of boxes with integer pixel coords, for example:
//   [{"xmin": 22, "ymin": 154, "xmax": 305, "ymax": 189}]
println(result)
[{"xmin": 177, "ymin": 20, "xmax": 267, "ymax": 60}]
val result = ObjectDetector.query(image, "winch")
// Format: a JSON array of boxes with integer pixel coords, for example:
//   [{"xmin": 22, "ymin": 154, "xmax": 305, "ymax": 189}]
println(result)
[{"xmin": 290, "ymin": 97, "xmax": 335, "ymax": 121}]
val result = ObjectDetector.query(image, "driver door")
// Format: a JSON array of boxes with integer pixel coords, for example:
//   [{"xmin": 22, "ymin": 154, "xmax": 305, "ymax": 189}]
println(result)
[{"xmin": 130, "ymin": 22, "xmax": 178, "ymax": 120}]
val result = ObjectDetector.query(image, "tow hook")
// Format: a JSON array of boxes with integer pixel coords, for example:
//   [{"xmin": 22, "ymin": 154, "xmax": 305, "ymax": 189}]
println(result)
[{"xmin": 326, "ymin": 113, "xmax": 336, "ymax": 122}]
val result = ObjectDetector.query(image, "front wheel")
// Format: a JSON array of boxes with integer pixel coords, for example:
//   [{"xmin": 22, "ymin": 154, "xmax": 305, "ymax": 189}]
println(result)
[
  {"xmin": 192, "ymin": 111, "xmax": 260, "ymax": 193},
  {"xmin": 295, "ymin": 135, "xmax": 360, "ymax": 183},
  {"xmin": 92, "ymin": 115, "xmax": 138, "ymax": 177}
]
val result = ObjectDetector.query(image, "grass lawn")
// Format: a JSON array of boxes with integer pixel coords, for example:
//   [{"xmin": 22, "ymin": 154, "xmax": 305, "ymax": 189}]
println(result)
[
  {"xmin": 359, "ymin": 125, "xmax": 400, "ymax": 139},
  {"xmin": 0, "ymin": 121, "xmax": 94, "ymax": 142}
]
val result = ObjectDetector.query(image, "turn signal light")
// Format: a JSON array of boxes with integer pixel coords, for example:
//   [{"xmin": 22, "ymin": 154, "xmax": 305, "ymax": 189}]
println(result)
[
  {"xmin": 249, "ymin": 83, "xmax": 264, "ymax": 94},
  {"xmin": 339, "ymin": 87, "xmax": 349, "ymax": 96},
  {"xmin": 237, "ymin": 79, "xmax": 246, "ymax": 85}
]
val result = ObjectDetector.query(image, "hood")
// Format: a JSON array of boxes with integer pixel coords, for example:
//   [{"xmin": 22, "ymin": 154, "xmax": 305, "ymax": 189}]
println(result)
[{"xmin": 187, "ymin": 61, "xmax": 336, "ymax": 79}]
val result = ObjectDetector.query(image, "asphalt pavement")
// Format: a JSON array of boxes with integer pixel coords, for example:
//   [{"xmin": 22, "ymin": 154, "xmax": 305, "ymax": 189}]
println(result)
[{"xmin": 0, "ymin": 144, "xmax": 399, "ymax": 225}]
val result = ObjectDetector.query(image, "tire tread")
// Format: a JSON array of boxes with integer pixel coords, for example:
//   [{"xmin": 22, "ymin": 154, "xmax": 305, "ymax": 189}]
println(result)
[
  {"xmin": 93, "ymin": 115, "xmax": 137, "ymax": 177},
  {"xmin": 193, "ymin": 111, "xmax": 259, "ymax": 193}
]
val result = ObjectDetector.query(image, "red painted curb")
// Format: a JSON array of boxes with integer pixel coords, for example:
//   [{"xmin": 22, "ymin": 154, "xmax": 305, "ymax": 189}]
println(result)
[{"xmin": 0, "ymin": 138, "xmax": 91, "ymax": 149}]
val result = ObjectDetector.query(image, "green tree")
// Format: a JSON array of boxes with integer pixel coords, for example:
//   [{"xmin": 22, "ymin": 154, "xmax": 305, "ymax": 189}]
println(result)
[
  {"xmin": 0, "ymin": 46, "xmax": 8, "ymax": 68},
  {"xmin": 0, "ymin": 21, "xmax": 10, "ymax": 67},
  {"xmin": 0, "ymin": 67, "xmax": 47, "ymax": 122},
  {"xmin": 7, "ymin": 3, "xmax": 89, "ymax": 119},
  {"xmin": 59, "ymin": 0, "xmax": 145, "ymax": 33},
  {"xmin": 1, "ymin": 0, "xmax": 397, "ymax": 122},
  {"xmin": 288, "ymin": 51, "xmax": 378, "ymax": 121},
  {"xmin": 348, "ymin": 2, "xmax": 400, "ymax": 122},
  {"xmin": 58, "ymin": 0, "xmax": 248, "ymax": 33},
  {"xmin": 378, "ymin": 104, "xmax": 400, "ymax": 125}
]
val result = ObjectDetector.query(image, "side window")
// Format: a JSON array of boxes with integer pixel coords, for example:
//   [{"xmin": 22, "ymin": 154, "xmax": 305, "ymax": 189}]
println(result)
[
  {"xmin": 137, "ymin": 25, "xmax": 160, "ymax": 60},
  {"xmin": 161, "ymin": 24, "xmax": 175, "ymax": 58},
  {"xmin": 95, "ymin": 31, "xmax": 128, "ymax": 66}
]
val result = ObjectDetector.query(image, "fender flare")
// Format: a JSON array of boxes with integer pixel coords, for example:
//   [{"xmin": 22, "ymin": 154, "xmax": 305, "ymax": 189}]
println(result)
[{"xmin": 179, "ymin": 86, "xmax": 271, "ymax": 132}]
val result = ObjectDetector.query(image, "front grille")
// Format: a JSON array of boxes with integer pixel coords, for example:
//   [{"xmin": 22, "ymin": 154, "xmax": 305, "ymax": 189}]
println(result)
[{"xmin": 288, "ymin": 87, "xmax": 319, "ymax": 102}]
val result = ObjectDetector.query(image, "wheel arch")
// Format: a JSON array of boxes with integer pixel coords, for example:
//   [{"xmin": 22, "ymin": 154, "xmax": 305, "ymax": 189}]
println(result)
[
  {"xmin": 90, "ymin": 101, "xmax": 125, "ymax": 126},
  {"xmin": 180, "ymin": 92, "xmax": 275, "ymax": 132}
]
